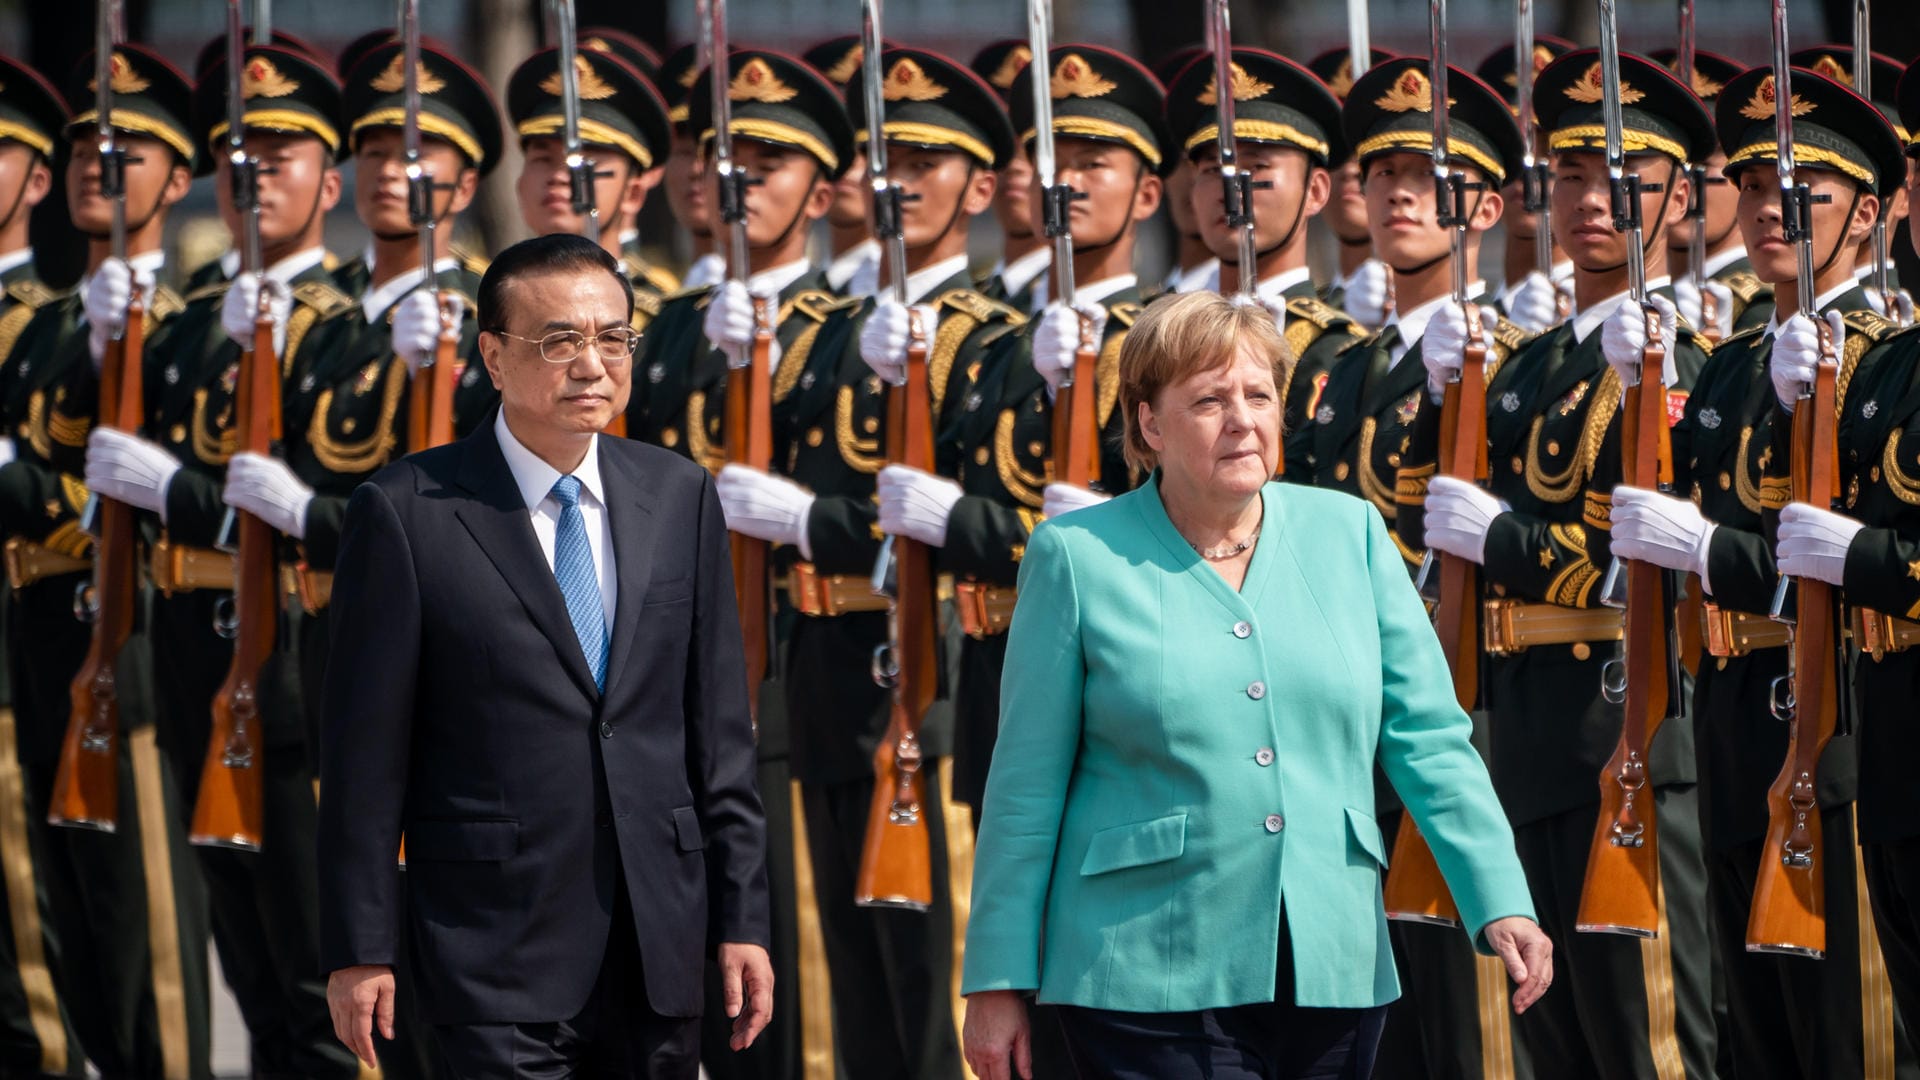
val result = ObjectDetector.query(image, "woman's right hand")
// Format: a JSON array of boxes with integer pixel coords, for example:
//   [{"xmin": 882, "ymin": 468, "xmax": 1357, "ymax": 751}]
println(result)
[{"xmin": 962, "ymin": 989, "xmax": 1033, "ymax": 1080}]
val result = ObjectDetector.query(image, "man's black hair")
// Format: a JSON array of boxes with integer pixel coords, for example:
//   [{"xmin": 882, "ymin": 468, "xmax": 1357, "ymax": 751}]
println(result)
[{"xmin": 478, "ymin": 232, "xmax": 635, "ymax": 332}]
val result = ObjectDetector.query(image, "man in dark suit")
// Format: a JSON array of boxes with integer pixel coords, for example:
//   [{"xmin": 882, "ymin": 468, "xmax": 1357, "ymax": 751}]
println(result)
[{"xmin": 317, "ymin": 233, "xmax": 773, "ymax": 1078}]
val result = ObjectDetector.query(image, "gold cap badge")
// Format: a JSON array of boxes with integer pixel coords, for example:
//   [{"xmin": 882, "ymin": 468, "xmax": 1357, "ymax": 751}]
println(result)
[
  {"xmin": 1325, "ymin": 57, "xmax": 1355, "ymax": 100},
  {"xmin": 882, "ymin": 58, "xmax": 947, "ymax": 102},
  {"xmin": 729, "ymin": 58, "xmax": 797, "ymax": 104},
  {"xmin": 88, "ymin": 52, "xmax": 151, "ymax": 95},
  {"xmin": 1197, "ymin": 62, "xmax": 1274, "ymax": 105},
  {"xmin": 541, "ymin": 55, "xmax": 615, "ymax": 101},
  {"xmin": 1811, "ymin": 55, "xmax": 1850, "ymax": 86},
  {"xmin": 371, "ymin": 53, "xmax": 446, "ymax": 95},
  {"xmin": 1504, "ymin": 44, "xmax": 1557, "ymax": 88},
  {"xmin": 1565, "ymin": 63, "xmax": 1643, "ymax": 105},
  {"xmin": 1739, "ymin": 74, "xmax": 1814, "ymax": 122},
  {"xmin": 242, "ymin": 56, "xmax": 298, "ymax": 99},
  {"xmin": 987, "ymin": 45, "xmax": 1032, "ymax": 91},
  {"xmin": 1375, "ymin": 67, "xmax": 1448, "ymax": 114},
  {"xmin": 1051, "ymin": 54, "xmax": 1117, "ymax": 100},
  {"xmin": 824, "ymin": 45, "xmax": 864, "ymax": 87}
]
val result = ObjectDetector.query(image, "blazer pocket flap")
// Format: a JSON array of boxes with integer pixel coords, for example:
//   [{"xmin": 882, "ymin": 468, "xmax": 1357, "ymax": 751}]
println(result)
[
  {"xmin": 646, "ymin": 576, "xmax": 693, "ymax": 604},
  {"xmin": 405, "ymin": 819, "xmax": 518, "ymax": 862},
  {"xmin": 1346, "ymin": 806, "xmax": 1389, "ymax": 867},
  {"xmin": 1080, "ymin": 813, "xmax": 1187, "ymax": 876},
  {"xmin": 673, "ymin": 806, "xmax": 705, "ymax": 852}
]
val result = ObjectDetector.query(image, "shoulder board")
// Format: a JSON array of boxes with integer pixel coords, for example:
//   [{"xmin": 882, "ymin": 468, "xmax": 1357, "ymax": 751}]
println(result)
[
  {"xmin": 148, "ymin": 286, "xmax": 185, "ymax": 321},
  {"xmin": 1676, "ymin": 322, "xmax": 1713, "ymax": 355},
  {"xmin": 1715, "ymin": 324, "xmax": 1768, "ymax": 350},
  {"xmin": 977, "ymin": 321, "xmax": 1023, "ymax": 350},
  {"xmin": 1336, "ymin": 333, "xmax": 1374, "ymax": 357},
  {"xmin": 291, "ymin": 280, "xmax": 355, "ymax": 319},
  {"xmin": 632, "ymin": 289, "xmax": 663, "ymax": 320},
  {"xmin": 1841, "ymin": 308, "xmax": 1900, "ymax": 343},
  {"xmin": 665, "ymin": 283, "xmax": 717, "ymax": 303},
  {"xmin": 1721, "ymin": 269, "xmax": 1769, "ymax": 305},
  {"xmin": 1283, "ymin": 296, "xmax": 1352, "ymax": 331},
  {"xmin": 184, "ymin": 281, "xmax": 231, "ymax": 305},
  {"xmin": 5, "ymin": 280, "xmax": 63, "ymax": 309},
  {"xmin": 1491, "ymin": 316, "xmax": 1531, "ymax": 353},
  {"xmin": 454, "ymin": 246, "xmax": 491, "ymax": 276},
  {"xmin": 790, "ymin": 289, "xmax": 862, "ymax": 323},
  {"xmin": 1108, "ymin": 301, "xmax": 1143, "ymax": 329},
  {"xmin": 934, "ymin": 288, "xmax": 1025, "ymax": 326}
]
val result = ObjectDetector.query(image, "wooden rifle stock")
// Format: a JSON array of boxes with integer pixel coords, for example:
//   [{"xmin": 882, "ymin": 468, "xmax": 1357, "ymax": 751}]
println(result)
[
  {"xmin": 726, "ymin": 302, "xmax": 774, "ymax": 713},
  {"xmin": 1576, "ymin": 316, "xmax": 1673, "ymax": 937},
  {"xmin": 408, "ymin": 297, "xmax": 460, "ymax": 454},
  {"xmin": 191, "ymin": 304, "xmax": 282, "ymax": 850},
  {"xmin": 1049, "ymin": 316, "xmax": 1100, "ymax": 489},
  {"xmin": 856, "ymin": 317, "xmax": 935, "ymax": 910},
  {"xmin": 49, "ymin": 297, "xmax": 148, "ymax": 830},
  {"xmin": 1747, "ymin": 332, "xmax": 1840, "ymax": 957},
  {"xmin": 1384, "ymin": 325, "xmax": 1487, "ymax": 925}
]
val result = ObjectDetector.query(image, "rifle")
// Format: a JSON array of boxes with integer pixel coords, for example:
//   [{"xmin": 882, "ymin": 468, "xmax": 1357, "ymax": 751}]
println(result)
[
  {"xmin": 1208, "ymin": 0, "xmax": 1256, "ymax": 305},
  {"xmin": 1387, "ymin": 0, "xmax": 1477, "ymax": 925},
  {"xmin": 400, "ymin": 0, "xmax": 457, "ymax": 456},
  {"xmin": 1347, "ymin": 0, "xmax": 1371, "ymax": 83},
  {"xmin": 49, "ymin": 0, "xmax": 136, "ymax": 832},
  {"xmin": 854, "ymin": 0, "xmax": 935, "ymax": 910},
  {"xmin": 708, "ymin": 0, "xmax": 773, "ymax": 716},
  {"xmin": 1749, "ymin": 1, "xmax": 1844, "ymax": 957},
  {"xmin": 1852, "ymin": 0, "xmax": 1902, "ymax": 326},
  {"xmin": 1577, "ymin": 0, "xmax": 1681, "ymax": 937},
  {"xmin": 1676, "ymin": 0, "xmax": 1720, "ymax": 344},
  {"xmin": 192, "ymin": 2, "xmax": 277, "ymax": 851},
  {"xmin": 1029, "ymin": 0, "xmax": 1096, "ymax": 490},
  {"xmin": 1516, "ymin": 0, "xmax": 1565, "ymax": 322}
]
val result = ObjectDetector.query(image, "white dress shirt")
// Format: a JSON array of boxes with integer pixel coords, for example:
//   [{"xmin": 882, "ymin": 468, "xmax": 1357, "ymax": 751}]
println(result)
[
  {"xmin": 747, "ymin": 258, "xmax": 813, "ymax": 299},
  {"xmin": 682, "ymin": 252, "xmax": 727, "ymax": 292},
  {"xmin": 1254, "ymin": 266, "xmax": 1313, "ymax": 308},
  {"xmin": 998, "ymin": 246, "xmax": 1052, "ymax": 310},
  {"xmin": 1703, "ymin": 245, "xmax": 1749, "ymax": 279},
  {"xmin": 495, "ymin": 409, "xmax": 618, "ymax": 630},
  {"xmin": 0, "ymin": 247, "xmax": 32, "ymax": 280},
  {"xmin": 1385, "ymin": 282, "xmax": 1486, "ymax": 368},
  {"xmin": 77, "ymin": 249, "xmax": 167, "ymax": 325},
  {"xmin": 1075, "ymin": 273, "xmax": 1138, "ymax": 307},
  {"xmin": 1764, "ymin": 280, "xmax": 1859, "ymax": 339},
  {"xmin": 1166, "ymin": 258, "xmax": 1221, "ymax": 295},
  {"xmin": 903, "ymin": 254, "xmax": 971, "ymax": 306},
  {"xmin": 1570, "ymin": 278, "xmax": 1672, "ymax": 345},
  {"xmin": 362, "ymin": 256, "xmax": 462, "ymax": 323},
  {"xmin": 220, "ymin": 245, "xmax": 328, "ymax": 288}
]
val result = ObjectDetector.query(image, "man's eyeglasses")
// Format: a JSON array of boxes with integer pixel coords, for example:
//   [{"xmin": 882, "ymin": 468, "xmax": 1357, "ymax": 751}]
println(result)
[{"xmin": 489, "ymin": 326, "xmax": 640, "ymax": 364}]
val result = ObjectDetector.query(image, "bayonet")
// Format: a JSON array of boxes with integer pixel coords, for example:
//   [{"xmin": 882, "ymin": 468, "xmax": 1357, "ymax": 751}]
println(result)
[
  {"xmin": 1209, "ymin": 0, "xmax": 1259, "ymax": 300},
  {"xmin": 708, "ymin": 0, "xmax": 752, "ymax": 290},
  {"xmin": 1679, "ymin": 0, "xmax": 1716, "ymax": 336},
  {"xmin": 862, "ymin": 0, "xmax": 913, "ymax": 306},
  {"xmin": 551, "ymin": 0, "xmax": 598, "ymax": 240},
  {"xmin": 1518, "ymin": 0, "xmax": 1552, "ymax": 292},
  {"xmin": 1854, "ymin": 0, "xmax": 1898, "ymax": 322},
  {"xmin": 1349, "ymin": 0, "xmax": 1372, "ymax": 81}
]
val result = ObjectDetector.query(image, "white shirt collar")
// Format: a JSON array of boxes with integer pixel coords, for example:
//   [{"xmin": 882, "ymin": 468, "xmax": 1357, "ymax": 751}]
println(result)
[
  {"xmin": 618, "ymin": 228, "xmax": 640, "ymax": 247},
  {"xmin": 1167, "ymin": 257, "xmax": 1221, "ymax": 295},
  {"xmin": 682, "ymin": 252, "xmax": 727, "ymax": 291},
  {"xmin": 494, "ymin": 408, "xmax": 607, "ymax": 514},
  {"xmin": 1703, "ymin": 245, "xmax": 1748, "ymax": 278},
  {"xmin": 904, "ymin": 254, "xmax": 970, "ymax": 306},
  {"xmin": 0, "ymin": 248, "xmax": 32, "ymax": 279},
  {"xmin": 79, "ymin": 249, "xmax": 166, "ymax": 297},
  {"xmin": 748, "ymin": 258, "xmax": 813, "ymax": 299},
  {"xmin": 1338, "ymin": 257, "xmax": 1384, "ymax": 291},
  {"xmin": 1765, "ymin": 280, "xmax": 1860, "ymax": 338},
  {"xmin": 363, "ymin": 256, "xmax": 461, "ymax": 323},
  {"xmin": 1388, "ymin": 281, "xmax": 1487, "ymax": 354},
  {"xmin": 226, "ymin": 245, "xmax": 326, "ymax": 288},
  {"xmin": 1549, "ymin": 258, "xmax": 1574, "ymax": 283},
  {"xmin": 1254, "ymin": 266, "xmax": 1313, "ymax": 306},
  {"xmin": 1076, "ymin": 273, "xmax": 1137, "ymax": 306},
  {"xmin": 999, "ymin": 246, "xmax": 1051, "ymax": 295},
  {"xmin": 824, "ymin": 239, "xmax": 881, "ymax": 291},
  {"xmin": 1571, "ymin": 277, "xmax": 1673, "ymax": 344}
]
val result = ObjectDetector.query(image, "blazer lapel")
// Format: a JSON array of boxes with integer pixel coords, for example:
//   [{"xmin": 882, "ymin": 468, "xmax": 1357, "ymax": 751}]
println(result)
[
  {"xmin": 453, "ymin": 425, "xmax": 600, "ymax": 699},
  {"xmin": 598, "ymin": 445, "xmax": 660, "ymax": 710}
]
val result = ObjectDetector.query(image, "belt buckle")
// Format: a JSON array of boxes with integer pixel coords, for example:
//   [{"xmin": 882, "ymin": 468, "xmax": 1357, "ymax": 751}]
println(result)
[
  {"xmin": 1858, "ymin": 608, "xmax": 1894, "ymax": 661},
  {"xmin": 791, "ymin": 563, "xmax": 828, "ymax": 617},
  {"xmin": 1702, "ymin": 602, "xmax": 1742, "ymax": 658},
  {"xmin": 3, "ymin": 538, "xmax": 24, "ymax": 589},
  {"xmin": 1482, "ymin": 598, "xmax": 1522, "ymax": 656},
  {"xmin": 152, "ymin": 540, "xmax": 184, "ymax": 595},
  {"xmin": 296, "ymin": 564, "xmax": 328, "ymax": 614},
  {"xmin": 955, "ymin": 582, "xmax": 991, "ymax": 639}
]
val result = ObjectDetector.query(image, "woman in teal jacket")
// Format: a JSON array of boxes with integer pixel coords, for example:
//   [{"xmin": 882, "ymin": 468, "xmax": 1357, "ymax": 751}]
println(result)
[{"xmin": 960, "ymin": 293, "xmax": 1551, "ymax": 1079}]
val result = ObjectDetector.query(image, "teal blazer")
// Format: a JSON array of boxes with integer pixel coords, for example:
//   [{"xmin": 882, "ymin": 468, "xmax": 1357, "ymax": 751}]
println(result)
[{"xmin": 960, "ymin": 477, "xmax": 1534, "ymax": 1012}]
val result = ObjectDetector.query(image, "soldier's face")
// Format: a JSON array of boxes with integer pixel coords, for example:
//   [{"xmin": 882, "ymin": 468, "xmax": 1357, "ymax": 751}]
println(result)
[
  {"xmin": 887, "ymin": 144, "xmax": 995, "ymax": 250},
  {"xmin": 1361, "ymin": 152, "xmax": 1449, "ymax": 272},
  {"xmin": 479, "ymin": 268, "xmax": 632, "ymax": 436},
  {"xmin": 1323, "ymin": 160, "xmax": 1369, "ymax": 243},
  {"xmin": 715, "ymin": 139, "xmax": 833, "ymax": 248},
  {"xmin": 516, "ymin": 137, "xmax": 656, "ymax": 238},
  {"xmin": 1165, "ymin": 159, "xmax": 1199, "ymax": 238},
  {"xmin": 214, "ymin": 133, "xmax": 341, "ymax": 248},
  {"xmin": 830, "ymin": 150, "xmax": 869, "ymax": 229},
  {"xmin": 0, "ymin": 144, "xmax": 51, "ymax": 232},
  {"xmin": 351, "ymin": 129, "xmax": 479, "ymax": 237},
  {"xmin": 1192, "ymin": 143, "xmax": 1329, "ymax": 261},
  {"xmin": 1735, "ymin": 166, "xmax": 1876, "ymax": 286},
  {"xmin": 664, "ymin": 127, "xmax": 712, "ymax": 238},
  {"xmin": 66, "ymin": 132, "xmax": 190, "ymax": 237},
  {"xmin": 1032, "ymin": 137, "xmax": 1161, "ymax": 249},
  {"xmin": 1668, "ymin": 148, "xmax": 1736, "ymax": 252},
  {"xmin": 995, "ymin": 143, "xmax": 1035, "ymax": 241},
  {"xmin": 1550, "ymin": 151, "xmax": 1683, "ymax": 273}
]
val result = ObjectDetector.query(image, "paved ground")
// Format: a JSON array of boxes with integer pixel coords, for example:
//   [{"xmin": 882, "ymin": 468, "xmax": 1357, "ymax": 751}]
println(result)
[{"xmin": 210, "ymin": 946, "xmax": 249, "ymax": 1077}]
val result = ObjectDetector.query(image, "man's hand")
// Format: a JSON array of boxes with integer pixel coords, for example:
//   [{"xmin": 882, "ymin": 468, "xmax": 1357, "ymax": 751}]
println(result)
[
  {"xmin": 963, "ymin": 989, "xmax": 1033, "ymax": 1080},
  {"xmin": 717, "ymin": 941, "xmax": 774, "ymax": 1051},
  {"xmin": 326, "ymin": 964, "xmax": 395, "ymax": 1069},
  {"xmin": 1484, "ymin": 916, "xmax": 1553, "ymax": 1014}
]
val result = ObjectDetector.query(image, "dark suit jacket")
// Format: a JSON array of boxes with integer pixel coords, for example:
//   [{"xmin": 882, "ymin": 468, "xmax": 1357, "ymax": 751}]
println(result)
[{"xmin": 316, "ymin": 418, "xmax": 768, "ymax": 1024}]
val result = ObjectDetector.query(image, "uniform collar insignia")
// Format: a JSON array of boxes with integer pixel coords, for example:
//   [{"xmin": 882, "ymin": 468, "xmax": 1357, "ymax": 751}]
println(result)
[
  {"xmin": 1699, "ymin": 406, "xmax": 1721, "ymax": 429},
  {"xmin": 1316, "ymin": 403, "xmax": 1336, "ymax": 425},
  {"xmin": 1863, "ymin": 399, "xmax": 1879, "ymax": 419},
  {"xmin": 1501, "ymin": 391, "xmax": 1521, "ymax": 412}
]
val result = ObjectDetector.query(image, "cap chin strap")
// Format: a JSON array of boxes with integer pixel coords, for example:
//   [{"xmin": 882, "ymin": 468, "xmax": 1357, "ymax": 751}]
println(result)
[
  {"xmin": 906, "ymin": 164, "xmax": 977, "ymax": 262},
  {"xmin": 0, "ymin": 168, "xmax": 34, "ymax": 234},
  {"xmin": 1255, "ymin": 158, "xmax": 1314, "ymax": 264},
  {"xmin": 1583, "ymin": 159, "xmax": 1679, "ymax": 277},
  {"xmin": 1070, "ymin": 157, "xmax": 1148, "ymax": 259},
  {"xmin": 1814, "ymin": 187, "xmax": 1865, "ymax": 281},
  {"xmin": 1389, "ymin": 188, "xmax": 1490, "ymax": 280}
]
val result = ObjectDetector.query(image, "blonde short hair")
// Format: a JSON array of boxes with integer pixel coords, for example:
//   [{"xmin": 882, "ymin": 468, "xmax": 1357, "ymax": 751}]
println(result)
[{"xmin": 1117, "ymin": 291, "xmax": 1294, "ymax": 474}]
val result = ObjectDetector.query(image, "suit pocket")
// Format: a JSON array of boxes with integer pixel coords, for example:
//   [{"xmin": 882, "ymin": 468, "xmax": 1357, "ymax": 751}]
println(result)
[
  {"xmin": 405, "ymin": 818, "xmax": 518, "ymax": 862},
  {"xmin": 1345, "ymin": 806, "xmax": 1388, "ymax": 868},
  {"xmin": 672, "ymin": 806, "xmax": 705, "ymax": 852},
  {"xmin": 645, "ymin": 576, "xmax": 693, "ymax": 605},
  {"xmin": 1079, "ymin": 813, "xmax": 1186, "ymax": 877}
]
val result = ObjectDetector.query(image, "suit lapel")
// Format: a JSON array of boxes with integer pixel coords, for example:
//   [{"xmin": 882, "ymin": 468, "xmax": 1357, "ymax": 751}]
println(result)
[
  {"xmin": 453, "ymin": 426, "xmax": 600, "ymax": 700},
  {"xmin": 598, "ymin": 444, "xmax": 660, "ymax": 710}
]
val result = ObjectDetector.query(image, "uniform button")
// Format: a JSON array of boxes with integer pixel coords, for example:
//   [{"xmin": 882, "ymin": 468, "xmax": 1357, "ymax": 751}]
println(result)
[
  {"xmin": 1247, "ymin": 681, "xmax": 1267, "ymax": 700},
  {"xmin": 1233, "ymin": 621, "xmax": 1252, "ymax": 639},
  {"xmin": 1265, "ymin": 814, "xmax": 1285, "ymax": 833},
  {"xmin": 1255, "ymin": 748, "xmax": 1275, "ymax": 767},
  {"xmin": 600, "ymin": 721, "xmax": 614, "ymax": 739}
]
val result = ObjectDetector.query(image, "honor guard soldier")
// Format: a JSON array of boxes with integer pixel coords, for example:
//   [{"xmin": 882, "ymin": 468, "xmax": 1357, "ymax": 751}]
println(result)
[
  {"xmin": 1477, "ymin": 34, "xmax": 1577, "ymax": 335},
  {"xmin": 806, "ymin": 37, "xmax": 883, "ymax": 300},
  {"xmin": 578, "ymin": 26, "xmax": 662, "ymax": 81},
  {"xmin": 1409, "ymin": 49, "xmax": 1721, "ymax": 1079},
  {"xmin": 657, "ymin": 44, "xmax": 726, "ymax": 293},
  {"xmin": 1307, "ymin": 46, "xmax": 1396, "ymax": 328},
  {"xmin": 1164, "ymin": 47, "xmax": 1364, "ymax": 447},
  {"xmin": 968, "ymin": 41, "xmax": 1047, "ymax": 313},
  {"xmin": 506, "ymin": 43, "xmax": 677, "ymax": 328},
  {"xmin": 0, "ymin": 43, "xmax": 211, "ymax": 1079},
  {"xmin": 1610, "ymin": 63, "xmax": 1915, "ymax": 1080},
  {"xmin": 76, "ymin": 40, "xmax": 363, "ymax": 1080},
  {"xmin": 1153, "ymin": 47, "xmax": 1218, "ymax": 300},
  {"xmin": 1654, "ymin": 47, "xmax": 1772, "ymax": 340},
  {"xmin": 1749, "ymin": 53, "xmax": 1920, "ymax": 1054},
  {"xmin": 1792, "ymin": 45, "xmax": 1914, "ymax": 318}
]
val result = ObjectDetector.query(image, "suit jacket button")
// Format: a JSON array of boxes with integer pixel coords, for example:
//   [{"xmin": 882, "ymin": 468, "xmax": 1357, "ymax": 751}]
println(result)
[
  {"xmin": 600, "ymin": 721, "xmax": 614, "ymax": 739},
  {"xmin": 1265, "ymin": 814, "xmax": 1285, "ymax": 833},
  {"xmin": 1247, "ymin": 681, "xmax": 1266, "ymax": 700},
  {"xmin": 1256, "ymin": 748, "xmax": 1275, "ymax": 767},
  {"xmin": 1233, "ymin": 621, "xmax": 1252, "ymax": 639}
]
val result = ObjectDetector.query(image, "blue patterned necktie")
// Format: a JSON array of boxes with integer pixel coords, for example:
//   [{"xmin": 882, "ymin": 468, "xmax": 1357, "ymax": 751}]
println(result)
[{"xmin": 549, "ymin": 475, "xmax": 608, "ymax": 690}]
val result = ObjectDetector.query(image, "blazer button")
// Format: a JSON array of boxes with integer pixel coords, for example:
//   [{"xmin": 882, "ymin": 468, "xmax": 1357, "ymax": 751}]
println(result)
[
  {"xmin": 1247, "ymin": 681, "xmax": 1267, "ymax": 700},
  {"xmin": 1265, "ymin": 814, "xmax": 1285, "ymax": 833},
  {"xmin": 600, "ymin": 721, "xmax": 614, "ymax": 739},
  {"xmin": 1233, "ymin": 621, "xmax": 1252, "ymax": 639},
  {"xmin": 1255, "ymin": 748, "xmax": 1275, "ymax": 767}
]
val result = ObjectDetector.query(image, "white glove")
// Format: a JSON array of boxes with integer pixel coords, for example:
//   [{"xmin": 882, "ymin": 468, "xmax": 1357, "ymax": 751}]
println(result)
[
  {"xmin": 1601, "ymin": 293, "xmax": 1679, "ymax": 390},
  {"xmin": 0, "ymin": 438, "xmax": 15, "ymax": 469},
  {"xmin": 222, "ymin": 451, "xmax": 314, "ymax": 540},
  {"xmin": 1609, "ymin": 485, "xmax": 1715, "ymax": 579},
  {"xmin": 859, "ymin": 298, "xmax": 941, "ymax": 386},
  {"xmin": 714, "ymin": 464, "xmax": 815, "ymax": 558},
  {"xmin": 1422, "ymin": 302, "xmax": 1502, "ymax": 401},
  {"xmin": 84, "ymin": 428, "xmax": 181, "ymax": 519},
  {"xmin": 1042, "ymin": 483, "xmax": 1109, "ymax": 520},
  {"xmin": 1424, "ymin": 475, "xmax": 1510, "ymax": 565},
  {"xmin": 391, "ymin": 290, "xmax": 463, "ymax": 376},
  {"xmin": 1864, "ymin": 286, "xmax": 1916, "ymax": 324},
  {"xmin": 702, "ymin": 280, "xmax": 783, "ymax": 371},
  {"xmin": 1345, "ymin": 258, "xmax": 1391, "ymax": 328},
  {"xmin": 1505, "ymin": 272, "xmax": 1563, "ymax": 335},
  {"xmin": 1031, "ymin": 301, "xmax": 1107, "ymax": 396},
  {"xmin": 876, "ymin": 464, "xmax": 962, "ymax": 548},
  {"xmin": 1771, "ymin": 310, "xmax": 1845, "ymax": 413},
  {"xmin": 85, "ymin": 258, "xmax": 154, "ymax": 368},
  {"xmin": 221, "ymin": 275, "xmax": 291, "ymax": 355},
  {"xmin": 1777, "ymin": 501, "xmax": 1865, "ymax": 587},
  {"xmin": 1673, "ymin": 277, "xmax": 1735, "ymax": 341}
]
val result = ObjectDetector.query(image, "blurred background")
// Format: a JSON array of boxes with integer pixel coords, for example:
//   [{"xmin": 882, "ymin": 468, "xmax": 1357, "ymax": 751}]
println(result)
[{"xmin": 2, "ymin": 0, "xmax": 1913, "ymax": 294}]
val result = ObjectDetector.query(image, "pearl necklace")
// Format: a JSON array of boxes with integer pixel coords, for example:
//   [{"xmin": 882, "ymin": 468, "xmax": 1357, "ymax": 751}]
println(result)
[{"xmin": 1192, "ymin": 528, "xmax": 1261, "ymax": 561}]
